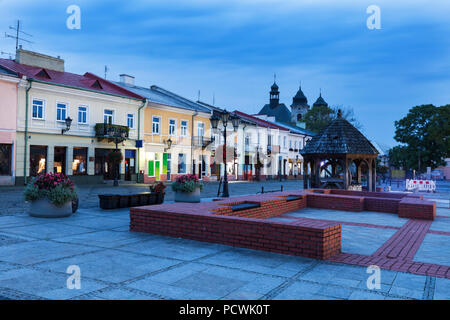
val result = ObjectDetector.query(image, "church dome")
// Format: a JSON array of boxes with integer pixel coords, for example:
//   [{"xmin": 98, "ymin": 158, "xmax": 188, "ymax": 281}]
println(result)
[
  {"xmin": 313, "ymin": 93, "xmax": 328, "ymax": 107},
  {"xmin": 292, "ymin": 86, "xmax": 308, "ymax": 105}
]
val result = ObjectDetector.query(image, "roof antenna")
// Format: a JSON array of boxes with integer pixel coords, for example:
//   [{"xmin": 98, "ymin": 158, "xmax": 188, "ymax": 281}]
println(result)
[
  {"xmin": 197, "ymin": 90, "xmax": 201, "ymax": 102},
  {"xmin": 212, "ymin": 92, "xmax": 215, "ymax": 106},
  {"xmin": 273, "ymin": 73, "xmax": 276, "ymax": 83},
  {"xmin": 320, "ymin": 88, "xmax": 322, "ymax": 97},
  {"xmin": 104, "ymin": 65, "xmax": 109, "ymax": 79},
  {"xmin": 5, "ymin": 20, "xmax": 33, "ymax": 51}
]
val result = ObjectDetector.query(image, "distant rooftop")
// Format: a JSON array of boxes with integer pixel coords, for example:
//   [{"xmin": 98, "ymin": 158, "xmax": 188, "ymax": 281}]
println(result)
[{"xmin": 116, "ymin": 82, "xmax": 211, "ymax": 114}]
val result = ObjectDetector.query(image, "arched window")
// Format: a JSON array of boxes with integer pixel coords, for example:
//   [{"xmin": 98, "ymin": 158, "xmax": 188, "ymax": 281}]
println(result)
[{"xmin": 297, "ymin": 114, "xmax": 302, "ymax": 121}]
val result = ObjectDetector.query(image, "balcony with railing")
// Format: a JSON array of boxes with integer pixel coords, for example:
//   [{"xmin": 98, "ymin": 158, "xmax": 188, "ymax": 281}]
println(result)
[
  {"xmin": 95, "ymin": 123, "xmax": 129, "ymax": 142},
  {"xmin": 193, "ymin": 136, "xmax": 214, "ymax": 149}
]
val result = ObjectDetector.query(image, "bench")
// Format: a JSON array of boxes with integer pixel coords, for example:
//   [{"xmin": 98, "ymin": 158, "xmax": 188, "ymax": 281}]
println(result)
[
  {"xmin": 285, "ymin": 195, "xmax": 303, "ymax": 202},
  {"xmin": 232, "ymin": 202, "xmax": 261, "ymax": 212}
]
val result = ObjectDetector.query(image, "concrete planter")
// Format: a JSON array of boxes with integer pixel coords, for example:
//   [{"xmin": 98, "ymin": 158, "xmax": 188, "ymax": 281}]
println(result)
[
  {"xmin": 174, "ymin": 188, "xmax": 201, "ymax": 203},
  {"xmin": 29, "ymin": 198, "xmax": 73, "ymax": 218}
]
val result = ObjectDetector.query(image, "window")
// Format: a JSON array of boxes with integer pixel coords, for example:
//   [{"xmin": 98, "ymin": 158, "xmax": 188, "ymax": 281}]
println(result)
[
  {"xmin": 78, "ymin": 106, "xmax": 88, "ymax": 124},
  {"xmin": 289, "ymin": 140, "xmax": 292, "ymax": 149},
  {"xmin": 127, "ymin": 113, "xmax": 134, "ymax": 129},
  {"xmin": 180, "ymin": 120, "xmax": 188, "ymax": 137},
  {"xmin": 178, "ymin": 153, "xmax": 186, "ymax": 174},
  {"xmin": 197, "ymin": 122, "xmax": 204, "ymax": 137},
  {"xmin": 152, "ymin": 116, "xmax": 160, "ymax": 134},
  {"xmin": 169, "ymin": 119, "xmax": 176, "ymax": 136},
  {"xmin": 294, "ymin": 141, "xmax": 297, "ymax": 149},
  {"xmin": 32, "ymin": 99, "xmax": 44, "ymax": 119},
  {"xmin": 30, "ymin": 145, "xmax": 47, "ymax": 176},
  {"xmin": 104, "ymin": 109, "xmax": 114, "ymax": 124},
  {"xmin": 268, "ymin": 135, "xmax": 272, "ymax": 147},
  {"xmin": 283, "ymin": 136, "xmax": 286, "ymax": 148},
  {"xmin": 56, "ymin": 103, "xmax": 67, "ymax": 122},
  {"xmin": 0, "ymin": 144, "xmax": 12, "ymax": 176},
  {"xmin": 72, "ymin": 147, "xmax": 88, "ymax": 175}
]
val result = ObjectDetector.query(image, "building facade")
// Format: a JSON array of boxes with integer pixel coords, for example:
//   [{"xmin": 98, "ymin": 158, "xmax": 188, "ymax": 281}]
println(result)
[
  {"xmin": 116, "ymin": 77, "xmax": 213, "ymax": 182},
  {"xmin": 0, "ymin": 49, "xmax": 145, "ymax": 185},
  {"xmin": 0, "ymin": 68, "xmax": 19, "ymax": 185}
]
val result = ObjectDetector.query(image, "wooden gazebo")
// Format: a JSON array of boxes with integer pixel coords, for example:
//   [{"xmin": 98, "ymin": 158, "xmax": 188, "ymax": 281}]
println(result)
[{"xmin": 300, "ymin": 110, "xmax": 379, "ymax": 191}]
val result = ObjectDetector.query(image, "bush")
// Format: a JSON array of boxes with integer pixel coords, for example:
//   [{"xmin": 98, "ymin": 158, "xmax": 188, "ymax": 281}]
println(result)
[
  {"xmin": 24, "ymin": 173, "xmax": 77, "ymax": 207},
  {"xmin": 171, "ymin": 174, "xmax": 203, "ymax": 193}
]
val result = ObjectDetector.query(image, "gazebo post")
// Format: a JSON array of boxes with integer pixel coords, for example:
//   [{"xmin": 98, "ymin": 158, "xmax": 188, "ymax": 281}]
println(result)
[
  {"xmin": 368, "ymin": 158, "xmax": 373, "ymax": 192},
  {"xmin": 372, "ymin": 158, "xmax": 377, "ymax": 191},
  {"xmin": 343, "ymin": 157, "xmax": 348, "ymax": 190}
]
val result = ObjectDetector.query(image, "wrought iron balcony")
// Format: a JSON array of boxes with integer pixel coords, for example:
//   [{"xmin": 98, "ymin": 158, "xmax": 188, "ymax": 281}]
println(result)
[
  {"xmin": 95, "ymin": 123, "xmax": 129, "ymax": 142},
  {"xmin": 193, "ymin": 136, "xmax": 214, "ymax": 149}
]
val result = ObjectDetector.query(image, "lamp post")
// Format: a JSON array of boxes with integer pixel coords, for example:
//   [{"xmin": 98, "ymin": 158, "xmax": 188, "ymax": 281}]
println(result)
[{"xmin": 210, "ymin": 110, "xmax": 239, "ymax": 198}]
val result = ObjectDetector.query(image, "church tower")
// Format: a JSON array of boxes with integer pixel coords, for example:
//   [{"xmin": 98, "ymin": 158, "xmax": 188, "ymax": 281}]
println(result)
[
  {"xmin": 269, "ymin": 81, "xmax": 280, "ymax": 108},
  {"xmin": 290, "ymin": 85, "xmax": 309, "ymax": 127}
]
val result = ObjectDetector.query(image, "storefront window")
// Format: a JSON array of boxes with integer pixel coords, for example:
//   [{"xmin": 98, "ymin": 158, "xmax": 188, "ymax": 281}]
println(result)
[
  {"xmin": 73, "ymin": 147, "xmax": 88, "ymax": 175},
  {"xmin": 30, "ymin": 145, "xmax": 47, "ymax": 176},
  {"xmin": 178, "ymin": 153, "xmax": 186, "ymax": 173},
  {"xmin": 0, "ymin": 144, "xmax": 12, "ymax": 176}
]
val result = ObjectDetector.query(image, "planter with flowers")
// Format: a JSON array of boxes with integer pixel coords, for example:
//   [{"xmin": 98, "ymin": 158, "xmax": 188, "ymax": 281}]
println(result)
[
  {"xmin": 149, "ymin": 182, "xmax": 166, "ymax": 204},
  {"xmin": 171, "ymin": 174, "xmax": 203, "ymax": 203},
  {"xmin": 24, "ymin": 173, "xmax": 78, "ymax": 218}
]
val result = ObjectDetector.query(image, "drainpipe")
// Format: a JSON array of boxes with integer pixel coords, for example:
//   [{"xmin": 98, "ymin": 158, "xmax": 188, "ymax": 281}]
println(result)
[
  {"xmin": 191, "ymin": 111, "xmax": 198, "ymax": 174},
  {"xmin": 137, "ymin": 99, "xmax": 146, "ymax": 181},
  {"xmin": 23, "ymin": 79, "xmax": 33, "ymax": 185}
]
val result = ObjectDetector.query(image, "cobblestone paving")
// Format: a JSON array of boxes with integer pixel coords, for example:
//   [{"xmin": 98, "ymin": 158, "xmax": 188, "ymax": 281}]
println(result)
[{"xmin": 0, "ymin": 180, "xmax": 449, "ymax": 300}]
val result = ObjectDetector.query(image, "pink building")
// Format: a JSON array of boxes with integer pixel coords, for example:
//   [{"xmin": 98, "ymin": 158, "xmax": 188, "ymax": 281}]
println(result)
[{"xmin": 0, "ymin": 68, "xmax": 19, "ymax": 185}]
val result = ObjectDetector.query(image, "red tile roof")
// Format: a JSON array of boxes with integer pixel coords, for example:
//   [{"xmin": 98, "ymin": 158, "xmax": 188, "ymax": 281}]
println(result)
[
  {"xmin": 0, "ymin": 58, "xmax": 144, "ymax": 100},
  {"xmin": 233, "ymin": 110, "xmax": 289, "ymax": 131}
]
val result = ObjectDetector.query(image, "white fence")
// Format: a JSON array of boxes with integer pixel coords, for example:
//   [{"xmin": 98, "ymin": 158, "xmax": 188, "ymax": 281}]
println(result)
[{"xmin": 405, "ymin": 179, "xmax": 436, "ymax": 192}]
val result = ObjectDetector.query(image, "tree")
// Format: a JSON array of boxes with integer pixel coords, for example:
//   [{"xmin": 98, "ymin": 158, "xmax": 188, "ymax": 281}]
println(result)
[
  {"xmin": 304, "ymin": 105, "xmax": 362, "ymax": 133},
  {"xmin": 393, "ymin": 104, "xmax": 450, "ymax": 172}
]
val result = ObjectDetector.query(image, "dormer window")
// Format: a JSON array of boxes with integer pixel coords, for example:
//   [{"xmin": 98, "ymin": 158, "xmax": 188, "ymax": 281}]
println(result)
[
  {"xmin": 35, "ymin": 69, "xmax": 51, "ymax": 79},
  {"xmin": 91, "ymin": 80, "xmax": 103, "ymax": 89}
]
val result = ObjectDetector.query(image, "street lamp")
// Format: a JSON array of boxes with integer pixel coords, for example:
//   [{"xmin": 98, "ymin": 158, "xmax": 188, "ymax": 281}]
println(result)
[
  {"xmin": 61, "ymin": 117, "xmax": 72, "ymax": 134},
  {"xmin": 210, "ymin": 111, "xmax": 240, "ymax": 198}
]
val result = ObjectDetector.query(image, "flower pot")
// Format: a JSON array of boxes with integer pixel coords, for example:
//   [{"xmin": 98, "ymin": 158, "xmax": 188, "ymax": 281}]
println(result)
[
  {"xmin": 98, "ymin": 194, "xmax": 120, "ymax": 210},
  {"xmin": 29, "ymin": 198, "xmax": 73, "ymax": 218},
  {"xmin": 156, "ymin": 192, "xmax": 165, "ymax": 204},
  {"xmin": 148, "ymin": 193, "xmax": 157, "ymax": 205},
  {"xmin": 174, "ymin": 188, "xmax": 201, "ymax": 203}
]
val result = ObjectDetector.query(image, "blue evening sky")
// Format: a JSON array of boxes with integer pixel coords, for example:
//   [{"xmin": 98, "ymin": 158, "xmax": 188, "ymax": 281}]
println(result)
[{"xmin": 1, "ymin": 0, "xmax": 449, "ymax": 148}]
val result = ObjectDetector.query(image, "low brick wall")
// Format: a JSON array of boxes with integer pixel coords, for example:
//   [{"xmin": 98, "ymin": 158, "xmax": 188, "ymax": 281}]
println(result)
[
  {"xmin": 129, "ymin": 188, "xmax": 436, "ymax": 261},
  {"xmin": 363, "ymin": 197, "xmax": 401, "ymax": 213},
  {"xmin": 130, "ymin": 200, "xmax": 341, "ymax": 259},
  {"xmin": 399, "ymin": 198, "xmax": 436, "ymax": 220},
  {"xmin": 307, "ymin": 194, "xmax": 364, "ymax": 212}
]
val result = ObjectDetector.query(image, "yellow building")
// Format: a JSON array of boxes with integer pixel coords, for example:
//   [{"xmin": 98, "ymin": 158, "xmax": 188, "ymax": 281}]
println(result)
[
  {"xmin": 0, "ymin": 49, "xmax": 146, "ymax": 185},
  {"xmin": 116, "ymin": 77, "xmax": 213, "ymax": 182}
]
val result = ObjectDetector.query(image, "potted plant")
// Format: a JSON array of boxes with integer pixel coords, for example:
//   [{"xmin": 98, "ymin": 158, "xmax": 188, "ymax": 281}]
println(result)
[
  {"xmin": 24, "ymin": 173, "xmax": 77, "ymax": 218},
  {"xmin": 171, "ymin": 174, "xmax": 203, "ymax": 203},
  {"xmin": 149, "ymin": 182, "xmax": 166, "ymax": 204}
]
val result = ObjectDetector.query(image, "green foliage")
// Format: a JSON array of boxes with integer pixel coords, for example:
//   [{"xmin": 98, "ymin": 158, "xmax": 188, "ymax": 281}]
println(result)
[
  {"xmin": 47, "ymin": 185, "xmax": 77, "ymax": 207},
  {"xmin": 304, "ymin": 104, "xmax": 334, "ymax": 133},
  {"xmin": 393, "ymin": 104, "xmax": 450, "ymax": 171},
  {"xmin": 24, "ymin": 180, "xmax": 42, "ymax": 202},
  {"xmin": 304, "ymin": 105, "xmax": 362, "ymax": 133}
]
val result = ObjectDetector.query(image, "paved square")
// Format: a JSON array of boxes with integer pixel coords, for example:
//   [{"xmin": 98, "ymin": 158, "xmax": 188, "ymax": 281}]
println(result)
[{"xmin": 0, "ymin": 181, "xmax": 448, "ymax": 300}]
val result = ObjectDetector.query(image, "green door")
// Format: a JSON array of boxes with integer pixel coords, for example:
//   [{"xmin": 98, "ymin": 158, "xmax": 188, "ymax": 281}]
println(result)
[{"xmin": 155, "ymin": 161, "xmax": 160, "ymax": 181}]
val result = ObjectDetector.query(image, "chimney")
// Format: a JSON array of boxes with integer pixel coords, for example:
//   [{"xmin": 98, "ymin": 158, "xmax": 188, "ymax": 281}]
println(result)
[
  {"xmin": 119, "ymin": 74, "xmax": 135, "ymax": 85},
  {"xmin": 15, "ymin": 48, "xmax": 65, "ymax": 72}
]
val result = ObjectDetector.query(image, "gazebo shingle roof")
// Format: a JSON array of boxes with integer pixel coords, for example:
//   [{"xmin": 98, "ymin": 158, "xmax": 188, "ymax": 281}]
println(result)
[{"xmin": 301, "ymin": 116, "xmax": 379, "ymax": 155}]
